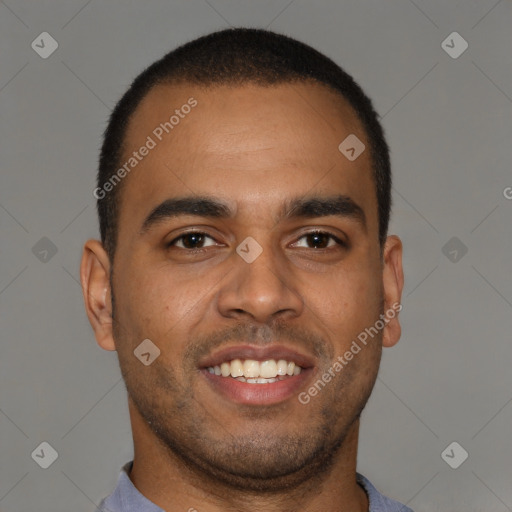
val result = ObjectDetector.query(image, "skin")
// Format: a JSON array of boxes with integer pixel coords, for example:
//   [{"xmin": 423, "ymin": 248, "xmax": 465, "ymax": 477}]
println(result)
[{"xmin": 81, "ymin": 81, "xmax": 404, "ymax": 512}]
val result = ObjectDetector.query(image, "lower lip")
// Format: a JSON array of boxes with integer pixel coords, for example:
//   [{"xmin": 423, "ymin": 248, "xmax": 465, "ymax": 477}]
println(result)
[{"xmin": 200, "ymin": 368, "xmax": 314, "ymax": 405}]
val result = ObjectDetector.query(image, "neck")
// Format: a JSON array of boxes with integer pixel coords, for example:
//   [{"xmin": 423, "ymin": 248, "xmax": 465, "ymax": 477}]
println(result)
[{"xmin": 128, "ymin": 401, "xmax": 368, "ymax": 512}]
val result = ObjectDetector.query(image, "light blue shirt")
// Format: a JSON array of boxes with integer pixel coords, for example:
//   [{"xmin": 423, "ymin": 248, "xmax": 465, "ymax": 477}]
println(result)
[{"xmin": 99, "ymin": 461, "xmax": 414, "ymax": 512}]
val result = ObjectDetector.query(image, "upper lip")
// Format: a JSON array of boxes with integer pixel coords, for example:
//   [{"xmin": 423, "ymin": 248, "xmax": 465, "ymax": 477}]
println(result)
[{"xmin": 199, "ymin": 344, "xmax": 316, "ymax": 369}]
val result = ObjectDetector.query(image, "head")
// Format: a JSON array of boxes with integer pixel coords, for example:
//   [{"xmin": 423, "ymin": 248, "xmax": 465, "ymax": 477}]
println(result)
[
  {"xmin": 82, "ymin": 28, "xmax": 403, "ymax": 492},
  {"xmin": 96, "ymin": 28, "xmax": 392, "ymax": 262}
]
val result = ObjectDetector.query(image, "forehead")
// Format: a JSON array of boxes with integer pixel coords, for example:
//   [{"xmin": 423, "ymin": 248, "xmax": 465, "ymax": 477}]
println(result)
[
  {"xmin": 117, "ymin": 81, "xmax": 376, "ymax": 234},
  {"xmin": 126, "ymin": 80, "xmax": 365, "ymax": 159}
]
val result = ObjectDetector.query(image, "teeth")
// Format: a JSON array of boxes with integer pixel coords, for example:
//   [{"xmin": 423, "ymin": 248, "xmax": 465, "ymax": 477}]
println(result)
[
  {"xmin": 246, "ymin": 377, "xmax": 279, "ymax": 384},
  {"xmin": 230, "ymin": 359, "xmax": 244, "ymax": 377},
  {"xmin": 220, "ymin": 362, "xmax": 231, "ymax": 377},
  {"xmin": 276, "ymin": 359, "xmax": 288, "ymax": 375},
  {"xmin": 243, "ymin": 360, "xmax": 260, "ymax": 378},
  {"xmin": 260, "ymin": 360, "xmax": 278, "ymax": 378},
  {"xmin": 207, "ymin": 358, "xmax": 303, "ymax": 382}
]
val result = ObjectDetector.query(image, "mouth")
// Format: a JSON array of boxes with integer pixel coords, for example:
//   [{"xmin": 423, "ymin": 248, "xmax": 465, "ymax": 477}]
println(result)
[
  {"xmin": 206, "ymin": 357, "xmax": 303, "ymax": 383},
  {"xmin": 199, "ymin": 345, "xmax": 316, "ymax": 405}
]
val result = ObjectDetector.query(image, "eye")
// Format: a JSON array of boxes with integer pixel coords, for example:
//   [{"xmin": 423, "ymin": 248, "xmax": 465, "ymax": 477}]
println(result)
[
  {"xmin": 293, "ymin": 231, "xmax": 345, "ymax": 250},
  {"xmin": 168, "ymin": 232, "xmax": 218, "ymax": 250}
]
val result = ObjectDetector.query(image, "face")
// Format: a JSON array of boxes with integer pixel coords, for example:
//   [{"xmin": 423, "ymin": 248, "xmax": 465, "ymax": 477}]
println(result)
[{"xmin": 82, "ymin": 81, "xmax": 403, "ymax": 491}]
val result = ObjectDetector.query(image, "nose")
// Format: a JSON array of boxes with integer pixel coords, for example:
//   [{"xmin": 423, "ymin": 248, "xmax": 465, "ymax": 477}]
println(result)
[{"xmin": 216, "ymin": 237, "xmax": 304, "ymax": 324}]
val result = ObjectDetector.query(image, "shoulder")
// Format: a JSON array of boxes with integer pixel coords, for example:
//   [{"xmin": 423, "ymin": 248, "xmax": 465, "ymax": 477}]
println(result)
[
  {"xmin": 356, "ymin": 473, "xmax": 415, "ymax": 512},
  {"xmin": 98, "ymin": 461, "xmax": 164, "ymax": 512}
]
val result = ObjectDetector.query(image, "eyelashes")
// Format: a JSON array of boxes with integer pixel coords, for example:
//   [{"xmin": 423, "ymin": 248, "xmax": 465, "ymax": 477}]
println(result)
[
  {"xmin": 168, "ymin": 232, "xmax": 217, "ymax": 250},
  {"xmin": 292, "ymin": 231, "xmax": 346, "ymax": 250},
  {"xmin": 168, "ymin": 230, "xmax": 346, "ymax": 251}
]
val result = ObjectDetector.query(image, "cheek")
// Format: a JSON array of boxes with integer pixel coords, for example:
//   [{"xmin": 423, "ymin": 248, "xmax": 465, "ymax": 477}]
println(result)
[
  {"xmin": 114, "ymin": 262, "xmax": 215, "ymax": 355},
  {"xmin": 308, "ymin": 264, "xmax": 383, "ymax": 344}
]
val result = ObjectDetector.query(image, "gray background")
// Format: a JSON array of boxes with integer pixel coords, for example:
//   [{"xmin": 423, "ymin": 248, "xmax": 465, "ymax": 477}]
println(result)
[{"xmin": 1, "ymin": 1, "xmax": 511, "ymax": 511}]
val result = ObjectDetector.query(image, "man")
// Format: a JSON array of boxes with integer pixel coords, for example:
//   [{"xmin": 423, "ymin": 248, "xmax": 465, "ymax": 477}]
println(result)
[{"xmin": 81, "ymin": 27, "xmax": 408, "ymax": 511}]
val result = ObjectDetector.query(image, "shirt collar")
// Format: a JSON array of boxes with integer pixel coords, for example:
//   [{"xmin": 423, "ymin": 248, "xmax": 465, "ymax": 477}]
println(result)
[
  {"xmin": 356, "ymin": 472, "xmax": 414, "ymax": 512},
  {"xmin": 100, "ymin": 461, "xmax": 164, "ymax": 512},
  {"xmin": 100, "ymin": 462, "xmax": 413, "ymax": 512}
]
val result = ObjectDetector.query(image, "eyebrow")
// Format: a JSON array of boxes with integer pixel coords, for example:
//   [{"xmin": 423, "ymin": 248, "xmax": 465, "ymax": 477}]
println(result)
[
  {"xmin": 139, "ymin": 194, "xmax": 366, "ymax": 234},
  {"xmin": 140, "ymin": 197, "xmax": 232, "ymax": 234},
  {"xmin": 279, "ymin": 194, "xmax": 366, "ymax": 230}
]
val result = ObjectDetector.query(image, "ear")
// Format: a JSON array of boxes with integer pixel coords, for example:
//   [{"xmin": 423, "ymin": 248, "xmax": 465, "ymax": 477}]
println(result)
[
  {"xmin": 381, "ymin": 235, "xmax": 404, "ymax": 348},
  {"xmin": 80, "ymin": 239, "xmax": 116, "ymax": 351}
]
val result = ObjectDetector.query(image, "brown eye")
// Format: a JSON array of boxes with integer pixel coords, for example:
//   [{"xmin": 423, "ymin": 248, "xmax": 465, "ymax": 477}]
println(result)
[
  {"xmin": 168, "ymin": 232, "xmax": 217, "ymax": 250},
  {"xmin": 294, "ymin": 231, "xmax": 345, "ymax": 249}
]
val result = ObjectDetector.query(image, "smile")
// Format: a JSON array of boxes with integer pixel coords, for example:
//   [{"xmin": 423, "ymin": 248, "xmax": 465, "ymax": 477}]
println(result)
[
  {"xmin": 206, "ymin": 358, "xmax": 302, "ymax": 384},
  {"xmin": 199, "ymin": 344, "xmax": 315, "ymax": 404}
]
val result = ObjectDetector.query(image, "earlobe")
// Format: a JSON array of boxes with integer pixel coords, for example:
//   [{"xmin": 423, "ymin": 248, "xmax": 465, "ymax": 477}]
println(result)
[
  {"xmin": 381, "ymin": 235, "xmax": 404, "ymax": 348},
  {"xmin": 80, "ymin": 239, "xmax": 116, "ymax": 351}
]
